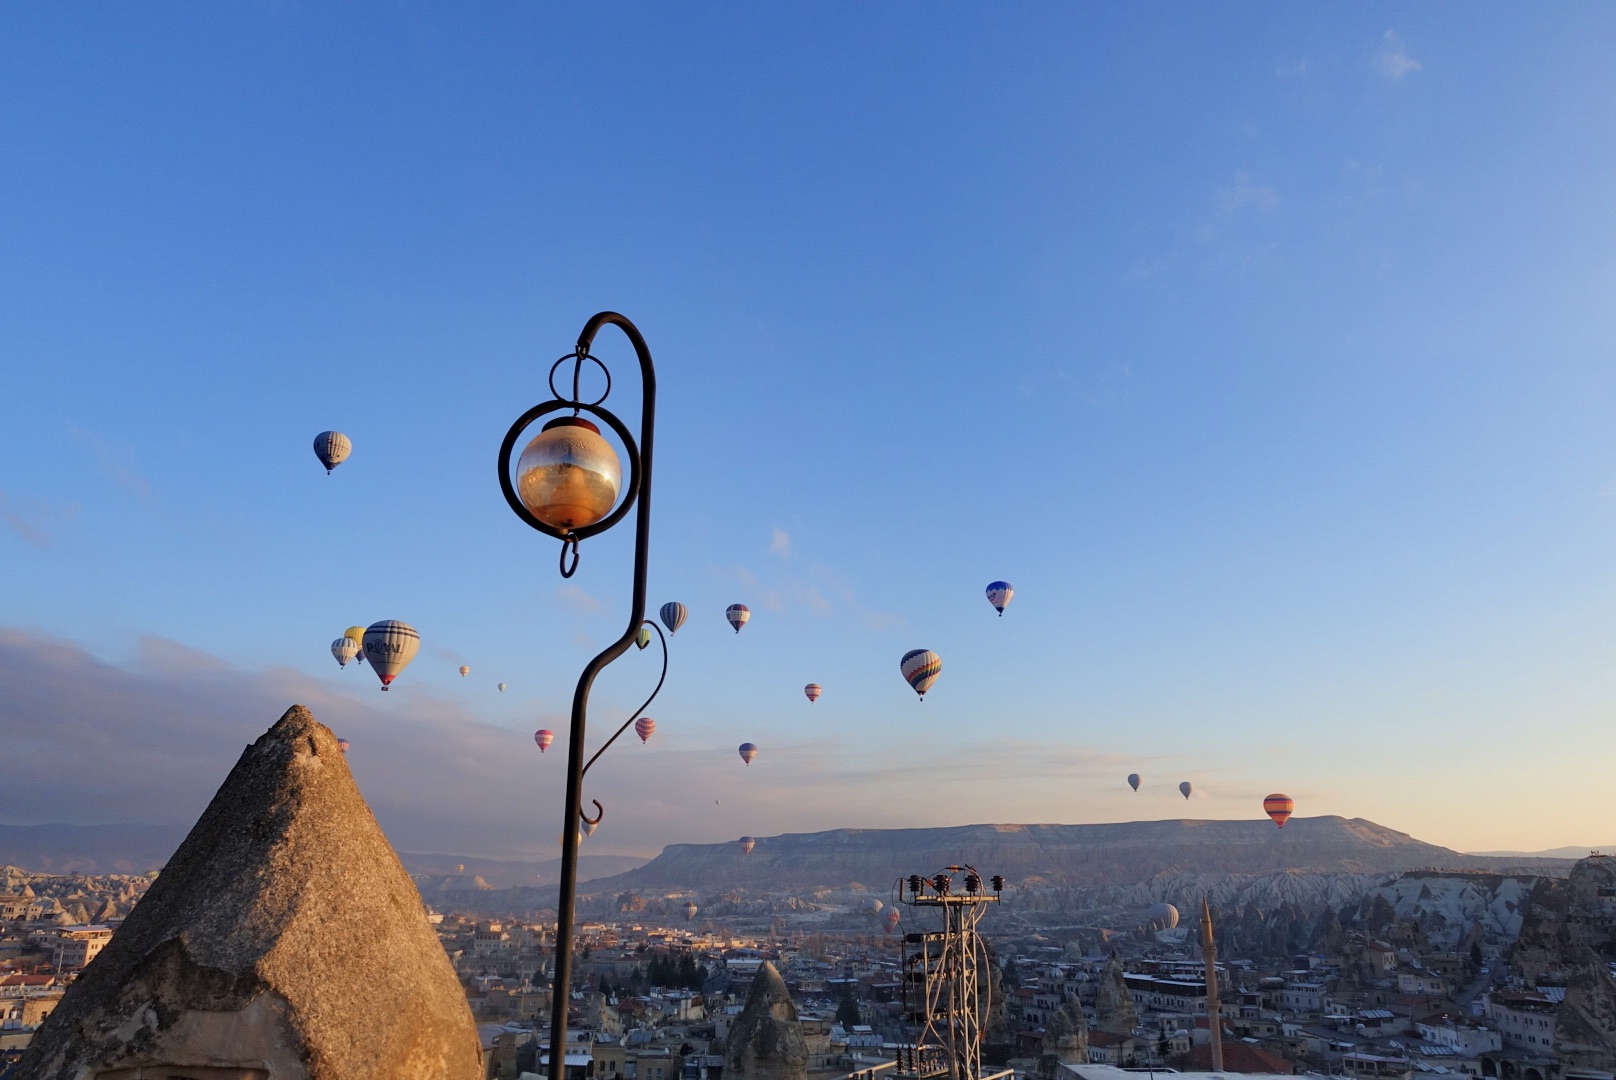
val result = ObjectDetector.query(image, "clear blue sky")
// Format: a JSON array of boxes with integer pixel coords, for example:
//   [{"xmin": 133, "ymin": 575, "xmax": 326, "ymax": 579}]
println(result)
[{"xmin": 3, "ymin": 5, "xmax": 1614, "ymax": 860}]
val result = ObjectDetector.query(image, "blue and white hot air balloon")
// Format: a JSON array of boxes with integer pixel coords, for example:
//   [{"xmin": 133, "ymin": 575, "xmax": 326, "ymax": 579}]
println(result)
[
  {"xmin": 331, "ymin": 637, "xmax": 359, "ymax": 668},
  {"xmin": 659, "ymin": 602, "xmax": 688, "ymax": 635},
  {"xmin": 986, "ymin": 581, "xmax": 1014, "ymax": 615},
  {"xmin": 726, "ymin": 604, "xmax": 750, "ymax": 633}
]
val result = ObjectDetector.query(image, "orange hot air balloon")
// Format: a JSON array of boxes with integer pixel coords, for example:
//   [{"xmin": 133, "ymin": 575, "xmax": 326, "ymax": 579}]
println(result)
[{"xmin": 1263, "ymin": 793, "xmax": 1295, "ymax": 828}]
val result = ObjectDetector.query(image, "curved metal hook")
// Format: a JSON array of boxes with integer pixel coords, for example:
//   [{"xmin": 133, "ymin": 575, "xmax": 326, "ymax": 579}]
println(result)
[
  {"xmin": 581, "ymin": 618, "xmax": 668, "ymax": 779},
  {"xmin": 580, "ymin": 798, "xmax": 603, "ymax": 827},
  {"xmin": 559, "ymin": 535, "xmax": 580, "ymax": 578}
]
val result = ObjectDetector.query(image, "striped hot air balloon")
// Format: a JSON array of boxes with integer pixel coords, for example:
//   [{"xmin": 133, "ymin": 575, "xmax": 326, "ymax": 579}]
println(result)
[
  {"xmin": 313, "ymin": 431, "xmax": 351, "ymax": 473},
  {"xmin": 635, "ymin": 716, "xmax": 655, "ymax": 743},
  {"xmin": 726, "ymin": 604, "xmax": 750, "ymax": 633},
  {"xmin": 804, "ymin": 683, "xmax": 822, "ymax": 703},
  {"xmin": 883, "ymin": 907, "xmax": 901, "ymax": 934},
  {"xmin": 738, "ymin": 742, "xmax": 758, "ymax": 765},
  {"xmin": 1264, "ymin": 793, "xmax": 1295, "ymax": 828},
  {"xmin": 900, "ymin": 649, "xmax": 941, "ymax": 699},
  {"xmin": 534, "ymin": 729, "xmax": 555, "ymax": 753},
  {"xmin": 660, "ymin": 602, "xmax": 687, "ymax": 635},
  {"xmin": 986, "ymin": 580, "xmax": 1014, "ymax": 615},
  {"xmin": 331, "ymin": 637, "xmax": 359, "ymax": 668},
  {"xmin": 636, "ymin": 626, "xmax": 652, "ymax": 650},
  {"xmin": 738, "ymin": 836, "xmax": 755, "ymax": 855},
  {"xmin": 362, "ymin": 621, "xmax": 420, "ymax": 690}
]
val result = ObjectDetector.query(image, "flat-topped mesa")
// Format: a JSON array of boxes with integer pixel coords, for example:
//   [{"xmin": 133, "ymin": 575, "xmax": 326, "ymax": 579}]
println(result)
[
  {"xmin": 724, "ymin": 961, "xmax": 807, "ymax": 1080},
  {"xmin": 17, "ymin": 704, "xmax": 481, "ymax": 1080}
]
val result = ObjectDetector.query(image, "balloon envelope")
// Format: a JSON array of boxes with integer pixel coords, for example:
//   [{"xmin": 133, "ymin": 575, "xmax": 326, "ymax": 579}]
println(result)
[
  {"xmin": 362, "ymin": 621, "xmax": 420, "ymax": 690},
  {"xmin": 1179, "ymin": 781, "xmax": 1192, "ymax": 800},
  {"xmin": 344, "ymin": 627, "xmax": 367, "ymax": 664},
  {"xmin": 659, "ymin": 602, "xmax": 688, "ymax": 635},
  {"xmin": 1264, "ymin": 793, "xmax": 1295, "ymax": 828},
  {"xmin": 1127, "ymin": 773, "xmax": 1141, "ymax": 792},
  {"xmin": 534, "ymin": 729, "xmax": 555, "ymax": 753},
  {"xmin": 726, "ymin": 604, "xmax": 750, "ymax": 633},
  {"xmin": 582, "ymin": 820, "xmax": 598, "ymax": 837},
  {"xmin": 635, "ymin": 717, "xmax": 655, "ymax": 743},
  {"xmin": 900, "ymin": 649, "xmax": 942, "ymax": 698},
  {"xmin": 683, "ymin": 901, "xmax": 699, "ymax": 922},
  {"xmin": 738, "ymin": 742, "xmax": 758, "ymax": 765},
  {"xmin": 337, "ymin": 738, "xmax": 350, "ymax": 753},
  {"xmin": 331, "ymin": 637, "xmax": 359, "ymax": 668},
  {"xmin": 459, "ymin": 665, "xmax": 469, "ymax": 677},
  {"xmin": 986, "ymin": 580, "xmax": 1014, "ymax": 615},
  {"xmin": 738, "ymin": 836, "xmax": 755, "ymax": 855},
  {"xmin": 498, "ymin": 682, "xmax": 506, "ymax": 692},
  {"xmin": 1143, "ymin": 902, "xmax": 1180, "ymax": 930},
  {"xmin": 883, "ymin": 908, "xmax": 901, "ymax": 934},
  {"xmin": 313, "ymin": 430, "xmax": 351, "ymax": 473},
  {"xmin": 804, "ymin": 683, "xmax": 822, "ymax": 703},
  {"xmin": 636, "ymin": 626, "xmax": 652, "ymax": 650}
]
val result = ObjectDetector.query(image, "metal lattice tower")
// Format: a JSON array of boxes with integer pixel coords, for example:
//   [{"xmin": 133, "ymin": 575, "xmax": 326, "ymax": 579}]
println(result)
[{"xmin": 897, "ymin": 866, "xmax": 1003, "ymax": 1080}]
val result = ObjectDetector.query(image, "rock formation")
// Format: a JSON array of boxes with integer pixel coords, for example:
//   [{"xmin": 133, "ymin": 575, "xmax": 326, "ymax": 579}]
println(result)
[
  {"xmin": 724, "ymin": 961, "xmax": 807, "ymax": 1080},
  {"xmin": 17, "ymin": 704, "xmax": 481, "ymax": 1080},
  {"xmin": 1095, "ymin": 951, "xmax": 1137, "ymax": 1034},
  {"xmin": 1038, "ymin": 996, "xmax": 1089, "ymax": 1080},
  {"xmin": 1556, "ymin": 946, "xmax": 1616, "ymax": 1076}
]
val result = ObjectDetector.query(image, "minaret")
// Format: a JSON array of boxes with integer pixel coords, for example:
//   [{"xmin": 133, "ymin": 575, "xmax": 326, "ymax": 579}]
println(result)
[{"xmin": 1201, "ymin": 896, "xmax": 1224, "ymax": 1073}]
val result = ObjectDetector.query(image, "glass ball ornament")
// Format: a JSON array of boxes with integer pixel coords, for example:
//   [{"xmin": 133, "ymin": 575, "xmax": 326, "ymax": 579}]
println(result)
[{"xmin": 516, "ymin": 417, "xmax": 622, "ymax": 530}]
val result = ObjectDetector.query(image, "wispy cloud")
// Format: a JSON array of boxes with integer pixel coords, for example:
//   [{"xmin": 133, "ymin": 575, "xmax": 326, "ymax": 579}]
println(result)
[
  {"xmin": 68, "ymin": 425, "xmax": 153, "ymax": 503},
  {"xmin": 0, "ymin": 491, "xmax": 80, "ymax": 549},
  {"xmin": 1217, "ymin": 172, "xmax": 1280, "ymax": 214},
  {"xmin": 770, "ymin": 527, "xmax": 791, "ymax": 559},
  {"xmin": 1275, "ymin": 58, "xmax": 1309, "ymax": 80},
  {"xmin": 556, "ymin": 584, "xmax": 605, "ymax": 614},
  {"xmin": 1374, "ymin": 30, "xmax": 1421, "ymax": 81}
]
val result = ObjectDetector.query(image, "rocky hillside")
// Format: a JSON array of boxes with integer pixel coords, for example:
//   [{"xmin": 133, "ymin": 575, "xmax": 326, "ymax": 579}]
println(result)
[{"xmin": 582, "ymin": 816, "xmax": 1565, "ymax": 896}]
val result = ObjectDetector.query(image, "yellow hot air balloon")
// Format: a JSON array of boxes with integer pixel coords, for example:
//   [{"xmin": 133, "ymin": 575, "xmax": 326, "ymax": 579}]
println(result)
[{"xmin": 344, "ymin": 626, "xmax": 367, "ymax": 665}]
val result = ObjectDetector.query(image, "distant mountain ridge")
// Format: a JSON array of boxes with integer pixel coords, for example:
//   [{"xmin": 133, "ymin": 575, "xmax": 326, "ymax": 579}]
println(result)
[{"xmin": 583, "ymin": 816, "xmax": 1574, "ymax": 896}]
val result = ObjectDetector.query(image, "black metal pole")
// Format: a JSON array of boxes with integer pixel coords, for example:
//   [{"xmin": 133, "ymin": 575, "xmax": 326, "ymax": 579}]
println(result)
[{"xmin": 547, "ymin": 312, "xmax": 656, "ymax": 1079}]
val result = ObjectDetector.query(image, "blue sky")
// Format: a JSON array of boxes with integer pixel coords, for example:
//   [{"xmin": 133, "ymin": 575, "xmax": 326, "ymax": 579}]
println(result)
[{"xmin": 2, "ymin": 5, "xmax": 1615, "ymax": 860}]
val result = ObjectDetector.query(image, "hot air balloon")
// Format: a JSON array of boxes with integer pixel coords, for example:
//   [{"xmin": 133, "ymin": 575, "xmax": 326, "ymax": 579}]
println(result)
[
  {"xmin": 337, "ymin": 738, "xmax": 350, "ymax": 753},
  {"xmin": 331, "ymin": 637, "xmax": 359, "ymax": 668},
  {"xmin": 738, "ymin": 742, "xmax": 758, "ymax": 765},
  {"xmin": 635, "ymin": 717, "xmax": 655, "ymax": 743},
  {"xmin": 1127, "ymin": 773, "xmax": 1141, "ymax": 792},
  {"xmin": 883, "ymin": 908, "xmax": 901, "ymax": 934},
  {"xmin": 457, "ymin": 863, "xmax": 465, "ymax": 873},
  {"xmin": 900, "ymin": 649, "xmax": 941, "ymax": 699},
  {"xmin": 660, "ymin": 602, "xmax": 687, "ymax": 635},
  {"xmin": 986, "ymin": 580, "xmax": 1014, "ymax": 615},
  {"xmin": 726, "ymin": 604, "xmax": 750, "ymax": 633},
  {"xmin": 1263, "ymin": 793, "xmax": 1295, "ymax": 828},
  {"xmin": 534, "ymin": 729, "xmax": 555, "ymax": 753},
  {"xmin": 498, "ymin": 682, "xmax": 506, "ymax": 693},
  {"xmin": 863, "ymin": 898, "xmax": 884, "ymax": 920},
  {"xmin": 344, "ymin": 627, "xmax": 367, "ymax": 664},
  {"xmin": 683, "ymin": 901, "xmax": 699, "ymax": 922},
  {"xmin": 459, "ymin": 665, "xmax": 470, "ymax": 677},
  {"xmin": 362, "ymin": 621, "xmax": 420, "ymax": 690},
  {"xmin": 1179, "ymin": 781, "xmax": 1192, "ymax": 800},
  {"xmin": 636, "ymin": 626, "xmax": 652, "ymax": 650},
  {"xmin": 738, "ymin": 836, "xmax": 755, "ymax": 855},
  {"xmin": 313, "ymin": 431, "xmax": 351, "ymax": 474},
  {"xmin": 1142, "ymin": 902, "xmax": 1180, "ymax": 931},
  {"xmin": 804, "ymin": 683, "xmax": 822, "ymax": 703},
  {"xmin": 582, "ymin": 820, "xmax": 598, "ymax": 837}
]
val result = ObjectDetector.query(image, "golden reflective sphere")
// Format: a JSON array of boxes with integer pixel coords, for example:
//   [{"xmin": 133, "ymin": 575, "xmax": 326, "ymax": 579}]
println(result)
[{"xmin": 516, "ymin": 417, "xmax": 622, "ymax": 530}]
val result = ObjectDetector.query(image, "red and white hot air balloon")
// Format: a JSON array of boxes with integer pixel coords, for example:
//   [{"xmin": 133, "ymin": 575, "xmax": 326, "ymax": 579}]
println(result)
[
  {"xmin": 804, "ymin": 683, "xmax": 822, "ymax": 703},
  {"xmin": 635, "ymin": 716, "xmax": 655, "ymax": 743},
  {"xmin": 534, "ymin": 729, "xmax": 555, "ymax": 753}
]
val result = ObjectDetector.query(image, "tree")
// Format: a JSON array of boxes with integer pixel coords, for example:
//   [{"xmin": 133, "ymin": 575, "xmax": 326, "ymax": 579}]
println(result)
[{"xmin": 836, "ymin": 988, "xmax": 862, "ymax": 1028}]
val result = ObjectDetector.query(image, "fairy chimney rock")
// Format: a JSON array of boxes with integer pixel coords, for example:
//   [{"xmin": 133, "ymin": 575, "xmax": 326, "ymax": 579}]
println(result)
[
  {"xmin": 725, "ymin": 961, "xmax": 808, "ymax": 1080},
  {"xmin": 17, "ymin": 704, "xmax": 481, "ymax": 1080}
]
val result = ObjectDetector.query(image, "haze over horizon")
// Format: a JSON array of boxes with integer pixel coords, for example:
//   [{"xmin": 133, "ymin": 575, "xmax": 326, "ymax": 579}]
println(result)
[{"xmin": 3, "ymin": 7, "xmax": 1615, "ymax": 862}]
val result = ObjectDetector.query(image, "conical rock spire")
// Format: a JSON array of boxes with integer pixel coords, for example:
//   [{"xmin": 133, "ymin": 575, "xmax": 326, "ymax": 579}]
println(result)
[{"xmin": 18, "ymin": 705, "xmax": 480, "ymax": 1080}]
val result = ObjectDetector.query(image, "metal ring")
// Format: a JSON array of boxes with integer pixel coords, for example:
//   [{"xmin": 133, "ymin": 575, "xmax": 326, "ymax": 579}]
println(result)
[{"xmin": 547, "ymin": 352, "xmax": 611, "ymax": 407}]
